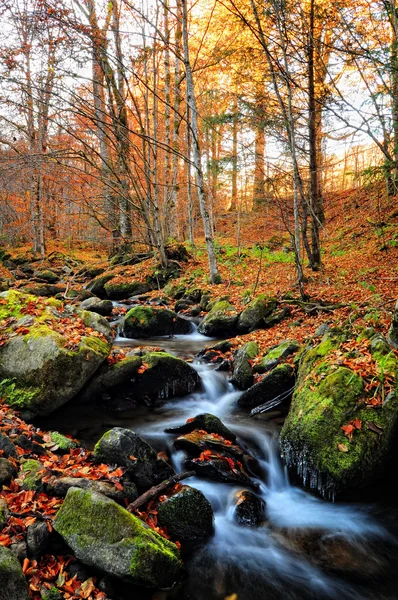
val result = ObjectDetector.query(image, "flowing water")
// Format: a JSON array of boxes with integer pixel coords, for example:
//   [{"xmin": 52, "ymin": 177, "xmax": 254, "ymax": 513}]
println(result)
[{"xmin": 42, "ymin": 326, "xmax": 398, "ymax": 600}]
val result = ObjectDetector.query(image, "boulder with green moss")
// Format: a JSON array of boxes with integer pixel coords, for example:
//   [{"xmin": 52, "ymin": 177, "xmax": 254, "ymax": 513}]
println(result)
[
  {"xmin": 33, "ymin": 269, "xmax": 59, "ymax": 284},
  {"xmin": 103, "ymin": 280, "xmax": 150, "ymax": 300},
  {"xmin": 238, "ymin": 363, "xmax": 295, "ymax": 410},
  {"xmin": 80, "ymin": 352, "xmax": 199, "ymax": 409},
  {"xmin": 47, "ymin": 432, "xmax": 78, "ymax": 453},
  {"xmin": 86, "ymin": 273, "xmax": 115, "ymax": 298},
  {"xmin": 0, "ymin": 498, "xmax": 9, "ymax": 528},
  {"xmin": 237, "ymin": 295, "xmax": 277, "ymax": 333},
  {"xmin": 53, "ymin": 487, "xmax": 182, "ymax": 588},
  {"xmin": 280, "ymin": 331, "xmax": 398, "ymax": 499},
  {"xmin": 157, "ymin": 485, "xmax": 214, "ymax": 547},
  {"xmin": 254, "ymin": 339, "xmax": 300, "ymax": 374},
  {"xmin": 0, "ymin": 545, "xmax": 30, "ymax": 600},
  {"xmin": 197, "ymin": 301, "xmax": 238, "ymax": 337},
  {"xmin": 119, "ymin": 306, "xmax": 192, "ymax": 338},
  {"xmin": 93, "ymin": 427, "xmax": 174, "ymax": 492},
  {"xmin": 21, "ymin": 284, "xmax": 66, "ymax": 297},
  {"xmin": 231, "ymin": 342, "xmax": 260, "ymax": 390},
  {"xmin": 80, "ymin": 297, "xmax": 113, "ymax": 316},
  {"xmin": 18, "ymin": 459, "xmax": 44, "ymax": 491},
  {"xmin": 0, "ymin": 290, "xmax": 112, "ymax": 418}
]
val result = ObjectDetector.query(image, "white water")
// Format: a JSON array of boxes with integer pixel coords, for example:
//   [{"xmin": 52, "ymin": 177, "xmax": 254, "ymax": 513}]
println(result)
[{"xmin": 128, "ymin": 354, "xmax": 390, "ymax": 600}]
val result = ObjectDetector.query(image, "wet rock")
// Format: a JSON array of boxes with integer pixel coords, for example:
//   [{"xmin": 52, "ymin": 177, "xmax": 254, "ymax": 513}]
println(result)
[
  {"xmin": 280, "ymin": 332, "xmax": 398, "ymax": 498},
  {"xmin": 215, "ymin": 359, "xmax": 230, "ymax": 372},
  {"xmin": 80, "ymin": 297, "xmax": 113, "ymax": 316},
  {"xmin": 165, "ymin": 413, "xmax": 236, "ymax": 441},
  {"xmin": 175, "ymin": 430, "xmax": 244, "ymax": 460},
  {"xmin": 175, "ymin": 299, "xmax": 194, "ymax": 313},
  {"xmin": 26, "ymin": 521, "xmax": 50, "ymax": 557},
  {"xmin": 0, "ymin": 457, "xmax": 17, "ymax": 485},
  {"xmin": 0, "ymin": 545, "xmax": 30, "ymax": 600},
  {"xmin": 119, "ymin": 306, "xmax": 192, "ymax": 338},
  {"xmin": 19, "ymin": 459, "xmax": 44, "ymax": 492},
  {"xmin": 103, "ymin": 280, "xmax": 150, "ymax": 300},
  {"xmin": 388, "ymin": 299, "xmax": 398, "ymax": 348},
  {"xmin": 234, "ymin": 490, "xmax": 266, "ymax": 527},
  {"xmin": 0, "ymin": 498, "xmax": 9, "ymax": 528},
  {"xmin": 46, "ymin": 476, "xmax": 138, "ymax": 503},
  {"xmin": 0, "ymin": 290, "xmax": 112, "ymax": 418},
  {"xmin": 238, "ymin": 364, "xmax": 295, "ymax": 410},
  {"xmin": 0, "ymin": 432, "xmax": 18, "ymax": 459},
  {"xmin": 197, "ymin": 301, "xmax": 238, "ymax": 337},
  {"xmin": 86, "ymin": 273, "xmax": 115, "ymax": 298},
  {"xmin": 93, "ymin": 427, "xmax": 174, "ymax": 492},
  {"xmin": 254, "ymin": 339, "xmax": 300, "ymax": 374},
  {"xmin": 158, "ymin": 485, "xmax": 214, "ymax": 547},
  {"xmin": 53, "ymin": 487, "xmax": 182, "ymax": 588},
  {"xmin": 185, "ymin": 456, "xmax": 256, "ymax": 489},
  {"xmin": 237, "ymin": 295, "xmax": 277, "ymax": 333},
  {"xmin": 231, "ymin": 342, "xmax": 259, "ymax": 390},
  {"xmin": 9, "ymin": 541, "xmax": 27, "ymax": 563}
]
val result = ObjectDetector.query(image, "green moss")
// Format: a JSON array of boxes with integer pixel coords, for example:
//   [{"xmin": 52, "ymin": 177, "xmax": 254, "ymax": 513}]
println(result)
[
  {"xmin": 19, "ymin": 459, "xmax": 44, "ymax": 491},
  {"xmin": 81, "ymin": 335, "xmax": 110, "ymax": 355},
  {"xmin": 49, "ymin": 432, "xmax": 77, "ymax": 452},
  {"xmin": 41, "ymin": 587, "xmax": 63, "ymax": 600}
]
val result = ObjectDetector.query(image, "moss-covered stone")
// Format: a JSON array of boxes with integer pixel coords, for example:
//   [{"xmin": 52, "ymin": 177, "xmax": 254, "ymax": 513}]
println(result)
[
  {"xmin": 0, "ymin": 498, "xmax": 10, "ymax": 528},
  {"xmin": 86, "ymin": 273, "xmax": 115, "ymax": 298},
  {"xmin": 48, "ymin": 432, "xmax": 78, "ymax": 453},
  {"xmin": 41, "ymin": 587, "xmax": 64, "ymax": 600},
  {"xmin": 119, "ymin": 306, "xmax": 192, "ymax": 339},
  {"xmin": 231, "ymin": 342, "xmax": 259, "ymax": 390},
  {"xmin": 280, "ymin": 334, "xmax": 398, "ymax": 499},
  {"xmin": 238, "ymin": 363, "xmax": 295, "ymax": 410},
  {"xmin": 80, "ymin": 297, "xmax": 113, "ymax": 316},
  {"xmin": 0, "ymin": 544, "xmax": 30, "ymax": 600},
  {"xmin": 19, "ymin": 459, "xmax": 44, "ymax": 491},
  {"xmin": 197, "ymin": 301, "xmax": 238, "ymax": 337},
  {"xmin": 237, "ymin": 295, "xmax": 277, "ymax": 333},
  {"xmin": 157, "ymin": 485, "xmax": 214, "ymax": 546},
  {"xmin": 0, "ymin": 290, "xmax": 112, "ymax": 418},
  {"xmin": 255, "ymin": 339, "xmax": 300, "ymax": 374},
  {"xmin": 33, "ymin": 270, "xmax": 59, "ymax": 284},
  {"xmin": 53, "ymin": 487, "xmax": 182, "ymax": 588},
  {"xmin": 103, "ymin": 280, "xmax": 150, "ymax": 300}
]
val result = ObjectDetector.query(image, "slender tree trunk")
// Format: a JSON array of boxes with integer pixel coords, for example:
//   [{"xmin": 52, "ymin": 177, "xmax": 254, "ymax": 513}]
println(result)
[
  {"xmin": 181, "ymin": 0, "xmax": 221, "ymax": 283},
  {"xmin": 230, "ymin": 97, "xmax": 238, "ymax": 211},
  {"xmin": 252, "ymin": 120, "xmax": 266, "ymax": 210}
]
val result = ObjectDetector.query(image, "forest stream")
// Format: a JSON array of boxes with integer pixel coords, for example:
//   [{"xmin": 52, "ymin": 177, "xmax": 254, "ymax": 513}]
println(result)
[{"xmin": 39, "ymin": 315, "xmax": 398, "ymax": 600}]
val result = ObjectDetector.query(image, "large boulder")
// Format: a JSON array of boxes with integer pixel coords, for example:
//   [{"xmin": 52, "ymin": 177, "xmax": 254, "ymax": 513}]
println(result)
[
  {"xmin": 80, "ymin": 297, "xmax": 113, "ymax": 316},
  {"xmin": 53, "ymin": 487, "xmax": 182, "ymax": 588},
  {"xmin": 0, "ymin": 545, "xmax": 30, "ymax": 600},
  {"xmin": 231, "ymin": 341, "xmax": 259, "ymax": 390},
  {"xmin": 197, "ymin": 301, "xmax": 238, "ymax": 337},
  {"xmin": 254, "ymin": 339, "xmax": 300, "ymax": 374},
  {"xmin": 238, "ymin": 363, "xmax": 295, "ymax": 410},
  {"xmin": 81, "ymin": 352, "xmax": 200, "ymax": 408},
  {"xmin": 119, "ymin": 306, "xmax": 192, "ymax": 338},
  {"xmin": 237, "ymin": 295, "xmax": 277, "ymax": 332},
  {"xmin": 93, "ymin": 427, "xmax": 174, "ymax": 492},
  {"xmin": 280, "ymin": 331, "xmax": 398, "ymax": 499},
  {"xmin": 157, "ymin": 485, "xmax": 214, "ymax": 547},
  {"xmin": 0, "ymin": 290, "xmax": 112, "ymax": 418},
  {"xmin": 103, "ymin": 280, "xmax": 150, "ymax": 300}
]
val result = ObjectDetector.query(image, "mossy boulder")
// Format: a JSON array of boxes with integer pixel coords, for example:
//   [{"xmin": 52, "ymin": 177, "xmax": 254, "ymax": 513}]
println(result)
[
  {"xmin": 21, "ymin": 284, "xmax": 66, "ymax": 297},
  {"xmin": 197, "ymin": 301, "xmax": 238, "ymax": 337},
  {"xmin": 157, "ymin": 485, "xmax": 214, "ymax": 547},
  {"xmin": 46, "ymin": 476, "xmax": 138, "ymax": 503},
  {"xmin": 231, "ymin": 341, "xmax": 259, "ymax": 390},
  {"xmin": 80, "ymin": 297, "xmax": 113, "ymax": 316},
  {"xmin": 0, "ymin": 545, "xmax": 30, "ymax": 600},
  {"xmin": 86, "ymin": 273, "xmax": 115, "ymax": 298},
  {"xmin": 0, "ymin": 290, "xmax": 112, "ymax": 418},
  {"xmin": 254, "ymin": 339, "xmax": 300, "ymax": 374},
  {"xmin": 93, "ymin": 427, "xmax": 174, "ymax": 492},
  {"xmin": 53, "ymin": 487, "xmax": 182, "ymax": 588},
  {"xmin": 103, "ymin": 280, "xmax": 150, "ymax": 301},
  {"xmin": 119, "ymin": 306, "xmax": 192, "ymax": 339},
  {"xmin": 280, "ymin": 333, "xmax": 398, "ymax": 499},
  {"xmin": 19, "ymin": 459, "xmax": 44, "ymax": 491},
  {"xmin": 164, "ymin": 413, "xmax": 236, "ymax": 441},
  {"xmin": 237, "ymin": 295, "xmax": 277, "ymax": 333},
  {"xmin": 33, "ymin": 269, "xmax": 59, "ymax": 284},
  {"xmin": 238, "ymin": 363, "xmax": 295, "ymax": 410},
  {"xmin": 81, "ymin": 352, "xmax": 199, "ymax": 408},
  {"xmin": 47, "ymin": 432, "xmax": 78, "ymax": 453}
]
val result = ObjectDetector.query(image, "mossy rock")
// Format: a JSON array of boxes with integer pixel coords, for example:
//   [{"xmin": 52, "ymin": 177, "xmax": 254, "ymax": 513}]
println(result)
[
  {"xmin": 80, "ymin": 297, "xmax": 113, "ymax": 316},
  {"xmin": 197, "ymin": 301, "xmax": 238, "ymax": 337},
  {"xmin": 0, "ymin": 545, "xmax": 30, "ymax": 600},
  {"xmin": 86, "ymin": 273, "xmax": 115, "ymax": 298},
  {"xmin": 255, "ymin": 339, "xmax": 300, "ymax": 374},
  {"xmin": 146, "ymin": 263, "xmax": 181, "ymax": 289},
  {"xmin": 165, "ymin": 413, "xmax": 236, "ymax": 441},
  {"xmin": 238, "ymin": 363, "xmax": 295, "ymax": 410},
  {"xmin": 103, "ymin": 281, "xmax": 150, "ymax": 301},
  {"xmin": 237, "ymin": 295, "xmax": 277, "ymax": 333},
  {"xmin": 119, "ymin": 306, "xmax": 192, "ymax": 339},
  {"xmin": 33, "ymin": 270, "xmax": 59, "ymax": 284},
  {"xmin": 53, "ymin": 487, "xmax": 182, "ymax": 588},
  {"xmin": 21, "ymin": 284, "xmax": 66, "ymax": 297},
  {"xmin": 48, "ymin": 432, "xmax": 78, "ymax": 453},
  {"xmin": 19, "ymin": 459, "xmax": 44, "ymax": 491},
  {"xmin": 41, "ymin": 587, "xmax": 63, "ymax": 600},
  {"xmin": 231, "ymin": 342, "xmax": 260, "ymax": 390},
  {"xmin": 93, "ymin": 427, "xmax": 174, "ymax": 492},
  {"xmin": 157, "ymin": 485, "xmax": 214, "ymax": 546},
  {"xmin": 0, "ymin": 498, "xmax": 9, "ymax": 528},
  {"xmin": 280, "ymin": 334, "xmax": 398, "ymax": 499},
  {"xmin": 0, "ymin": 290, "xmax": 112, "ymax": 418},
  {"xmin": 163, "ymin": 283, "xmax": 186, "ymax": 299}
]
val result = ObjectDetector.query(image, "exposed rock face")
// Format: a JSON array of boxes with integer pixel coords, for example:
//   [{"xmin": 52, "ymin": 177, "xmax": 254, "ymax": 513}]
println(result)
[
  {"xmin": 238, "ymin": 364, "xmax": 295, "ymax": 410},
  {"xmin": 53, "ymin": 487, "xmax": 182, "ymax": 588},
  {"xmin": 280, "ymin": 331, "xmax": 398, "ymax": 499},
  {"xmin": 197, "ymin": 301, "xmax": 238, "ymax": 337},
  {"xmin": 0, "ymin": 545, "xmax": 30, "ymax": 600},
  {"xmin": 93, "ymin": 427, "xmax": 175, "ymax": 492},
  {"xmin": 81, "ymin": 352, "xmax": 200, "ymax": 408},
  {"xmin": 0, "ymin": 290, "xmax": 112, "ymax": 418},
  {"xmin": 46, "ymin": 476, "xmax": 138, "ymax": 503},
  {"xmin": 237, "ymin": 295, "xmax": 277, "ymax": 332},
  {"xmin": 119, "ymin": 306, "xmax": 192, "ymax": 338},
  {"xmin": 157, "ymin": 485, "xmax": 214, "ymax": 546},
  {"xmin": 80, "ymin": 297, "xmax": 113, "ymax": 316},
  {"xmin": 231, "ymin": 341, "xmax": 259, "ymax": 390},
  {"xmin": 234, "ymin": 490, "xmax": 266, "ymax": 527}
]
